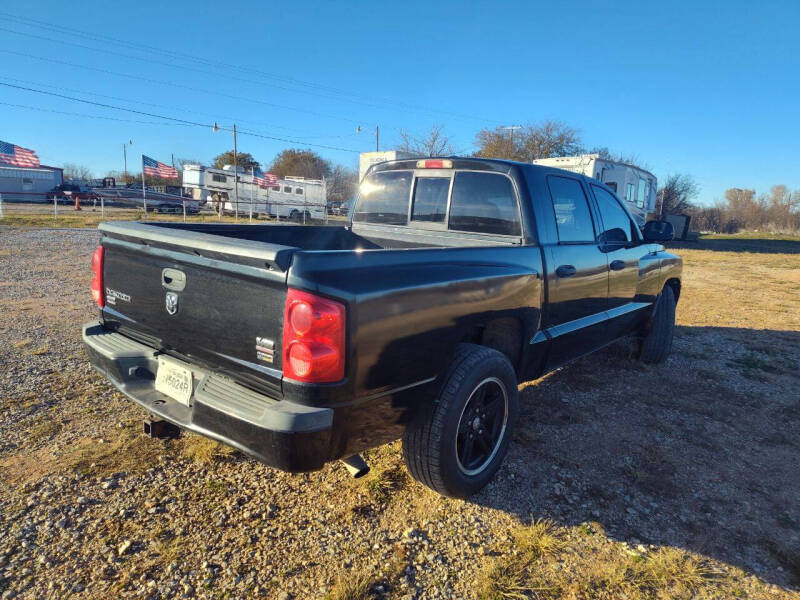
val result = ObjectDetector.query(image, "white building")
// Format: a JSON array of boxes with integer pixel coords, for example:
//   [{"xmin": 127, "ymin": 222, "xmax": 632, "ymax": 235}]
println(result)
[
  {"xmin": 181, "ymin": 164, "xmax": 326, "ymax": 220},
  {"xmin": 532, "ymin": 154, "xmax": 657, "ymax": 226},
  {"xmin": 0, "ymin": 165, "xmax": 63, "ymax": 201},
  {"xmin": 359, "ymin": 151, "xmax": 419, "ymax": 182}
]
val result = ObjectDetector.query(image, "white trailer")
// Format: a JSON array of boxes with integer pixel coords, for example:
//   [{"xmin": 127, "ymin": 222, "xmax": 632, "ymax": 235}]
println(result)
[
  {"xmin": 182, "ymin": 165, "xmax": 327, "ymax": 220},
  {"xmin": 532, "ymin": 154, "xmax": 657, "ymax": 226}
]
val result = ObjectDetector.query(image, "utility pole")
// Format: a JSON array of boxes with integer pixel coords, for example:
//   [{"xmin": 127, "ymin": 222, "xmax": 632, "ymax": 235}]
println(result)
[
  {"xmin": 500, "ymin": 126, "xmax": 521, "ymax": 158},
  {"xmin": 123, "ymin": 140, "xmax": 132, "ymax": 185},
  {"xmin": 233, "ymin": 123, "xmax": 239, "ymax": 220},
  {"xmin": 213, "ymin": 122, "xmax": 239, "ymax": 218}
]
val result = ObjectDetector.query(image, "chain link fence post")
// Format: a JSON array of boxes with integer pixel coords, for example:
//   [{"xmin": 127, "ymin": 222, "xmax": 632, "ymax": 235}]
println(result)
[
  {"xmin": 0, "ymin": 193, "xmax": 4, "ymax": 219},
  {"xmin": 53, "ymin": 194, "xmax": 58, "ymax": 219}
]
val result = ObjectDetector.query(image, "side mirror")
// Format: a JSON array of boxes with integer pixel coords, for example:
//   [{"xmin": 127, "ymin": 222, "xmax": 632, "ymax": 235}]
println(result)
[
  {"xmin": 599, "ymin": 227, "xmax": 628, "ymax": 245},
  {"xmin": 643, "ymin": 220, "xmax": 674, "ymax": 242}
]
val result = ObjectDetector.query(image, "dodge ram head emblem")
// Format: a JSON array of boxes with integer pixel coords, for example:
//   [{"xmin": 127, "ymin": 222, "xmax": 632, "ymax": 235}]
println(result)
[{"xmin": 165, "ymin": 292, "xmax": 179, "ymax": 315}]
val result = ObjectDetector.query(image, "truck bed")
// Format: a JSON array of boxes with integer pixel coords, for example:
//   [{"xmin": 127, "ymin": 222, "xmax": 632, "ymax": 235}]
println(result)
[{"xmin": 97, "ymin": 221, "xmax": 535, "ymax": 404}]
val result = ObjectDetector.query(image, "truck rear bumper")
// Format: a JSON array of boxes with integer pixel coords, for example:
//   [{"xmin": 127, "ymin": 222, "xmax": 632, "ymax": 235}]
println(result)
[{"xmin": 82, "ymin": 321, "xmax": 333, "ymax": 472}]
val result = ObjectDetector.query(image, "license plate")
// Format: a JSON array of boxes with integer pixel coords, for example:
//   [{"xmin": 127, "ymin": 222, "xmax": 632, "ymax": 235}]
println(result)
[{"xmin": 155, "ymin": 357, "xmax": 193, "ymax": 406}]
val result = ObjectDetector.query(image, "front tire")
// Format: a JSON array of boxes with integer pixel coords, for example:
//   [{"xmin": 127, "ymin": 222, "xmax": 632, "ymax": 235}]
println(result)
[
  {"xmin": 402, "ymin": 344, "xmax": 519, "ymax": 498},
  {"xmin": 638, "ymin": 285, "xmax": 676, "ymax": 364}
]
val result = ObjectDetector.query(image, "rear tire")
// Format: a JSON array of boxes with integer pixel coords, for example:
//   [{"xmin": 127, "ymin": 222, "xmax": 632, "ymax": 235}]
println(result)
[
  {"xmin": 638, "ymin": 285, "xmax": 676, "ymax": 364},
  {"xmin": 402, "ymin": 344, "xmax": 519, "ymax": 498}
]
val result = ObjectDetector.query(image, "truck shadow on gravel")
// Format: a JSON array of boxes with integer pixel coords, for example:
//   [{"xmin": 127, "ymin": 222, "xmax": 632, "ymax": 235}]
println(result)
[{"xmin": 471, "ymin": 325, "xmax": 800, "ymax": 589}]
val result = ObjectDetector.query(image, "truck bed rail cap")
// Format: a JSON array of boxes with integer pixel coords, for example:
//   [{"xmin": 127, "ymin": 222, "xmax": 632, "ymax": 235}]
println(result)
[{"xmin": 98, "ymin": 221, "xmax": 296, "ymax": 271}]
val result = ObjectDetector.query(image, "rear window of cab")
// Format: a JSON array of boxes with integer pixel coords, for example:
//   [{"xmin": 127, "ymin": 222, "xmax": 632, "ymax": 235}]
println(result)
[{"xmin": 353, "ymin": 169, "xmax": 521, "ymax": 237}]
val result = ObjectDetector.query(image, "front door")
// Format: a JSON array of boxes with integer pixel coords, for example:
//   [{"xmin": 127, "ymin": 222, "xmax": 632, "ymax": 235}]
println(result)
[
  {"xmin": 541, "ymin": 175, "xmax": 609, "ymax": 368},
  {"xmin": 589, "ymin": 184, "xmax": 649, "ymax": 339}
]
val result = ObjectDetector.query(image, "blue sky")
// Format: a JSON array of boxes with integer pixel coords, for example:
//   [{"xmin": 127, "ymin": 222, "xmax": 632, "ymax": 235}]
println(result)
[{"xmin": 1, "ymin": 0, "xmax": 798, "ymax": 204}]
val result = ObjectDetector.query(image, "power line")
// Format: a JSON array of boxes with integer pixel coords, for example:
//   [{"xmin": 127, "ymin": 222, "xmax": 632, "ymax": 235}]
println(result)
[
  {"xmin": 0, "ymin": 26, "xmax": 402, "ymax": 114},
  {"xmin": 0, "ymin": 49, "xmax": 366, "ymax": 126},
  {"xmin": 0, "ymin": 100, "xmax": 192, "ymax": 126},
  {"xmin": 0, "ymin": 81, "xmax": 362, "ymax": 153},
  {"xmin": 0, "ymin": 74, "xmax": 361, "ymax": 140},
  {"xmin": 0, "ymin": 11, "xmax": 501, "ymax": 124}
]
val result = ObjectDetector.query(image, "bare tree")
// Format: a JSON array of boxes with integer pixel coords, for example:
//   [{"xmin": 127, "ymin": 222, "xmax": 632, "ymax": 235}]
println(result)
[
  {"xmin": 396, "ymin": 124, "xmax": 454, "ymax": 156},
  {"xmin": 62, "ymin": 163, "xmax": 93, "ymax": 182},
  {"xmin": 658, "ymin": 174, "xmax": 699, "ymax": 218},
  {"xmin": 586, "ymin": 146, "xmax": 645, "ymax": 168},
  {"xmin": 474, "ymin": 120, "xmax": 582, "ymax": 162},
  {"xmin": 327, "ymin": 164, "xmax": 358, "ymax": 205}
]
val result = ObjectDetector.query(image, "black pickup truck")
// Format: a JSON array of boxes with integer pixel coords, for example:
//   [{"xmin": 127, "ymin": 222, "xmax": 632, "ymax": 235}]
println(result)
[{"xmin": 84, "ymin": 157, "xmax": 681, "ymax": 498}]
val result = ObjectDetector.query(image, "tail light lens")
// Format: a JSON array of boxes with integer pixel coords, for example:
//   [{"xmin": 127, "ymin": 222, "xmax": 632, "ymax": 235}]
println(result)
[
  {"xmin": 283, "ymin": 288, "xmax": 345, "ymax": 383},
  {"xmin": 91, "ymin": 246, "xmax": 105, "ymax": 307}
]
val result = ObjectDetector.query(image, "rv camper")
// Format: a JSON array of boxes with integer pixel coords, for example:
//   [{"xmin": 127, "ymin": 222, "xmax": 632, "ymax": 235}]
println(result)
[{"xmin": 532, "ymin": 154, "xmax": 657, "ymax": 226}]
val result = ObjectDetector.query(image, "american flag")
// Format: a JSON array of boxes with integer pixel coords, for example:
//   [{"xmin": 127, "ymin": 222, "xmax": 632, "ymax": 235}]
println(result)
[
  {"xmin": 252, "ymin": 168, "xmax": 278, "ymax": 188},
  {"xmin": 0, "ymin": 140, "xmax": 40, "ymax": 168},
  {"xmin": 142, "ymin": 155, "xmax": 179, "ymax": 179}
]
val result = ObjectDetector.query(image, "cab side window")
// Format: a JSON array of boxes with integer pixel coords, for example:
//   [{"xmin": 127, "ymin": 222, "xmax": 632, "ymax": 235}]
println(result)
[
  {"xmin": 592, "ymin": 185, "xmax": 635, "ymax": 244},
  {"xmin": 546, "ymin": 175, "xmax": 595, "ymax": 242},
  {"xmin": 449, "ymin": 172, "xmax": 521, "ymax": 236}
]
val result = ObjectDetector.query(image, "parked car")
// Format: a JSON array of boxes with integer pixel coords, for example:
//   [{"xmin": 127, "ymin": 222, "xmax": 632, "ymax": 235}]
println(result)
[
  {"xmin": 48, "ymin": 183, "xmax": 92, "ymax": 203},
  {"xmin": 83, "ymin": 157, "xmax": 681, "ymax": 498}
]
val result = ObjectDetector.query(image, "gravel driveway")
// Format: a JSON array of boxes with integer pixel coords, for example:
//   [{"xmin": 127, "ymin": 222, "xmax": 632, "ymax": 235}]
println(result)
[{"xmin": 1, "ymin": 227, "xmax": 798, "ymax": 599}]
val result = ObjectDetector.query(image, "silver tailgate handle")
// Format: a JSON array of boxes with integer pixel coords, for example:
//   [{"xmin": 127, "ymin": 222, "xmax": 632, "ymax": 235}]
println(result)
[{"xmin": 161, "ymin": 268, "xmax": 186, "ymax": 291}]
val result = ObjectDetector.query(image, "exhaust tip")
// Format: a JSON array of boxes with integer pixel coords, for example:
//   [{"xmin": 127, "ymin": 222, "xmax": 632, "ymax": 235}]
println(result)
[{"xmin": 341, "ymin": 454, "xmax": 370, "ymax": 478}]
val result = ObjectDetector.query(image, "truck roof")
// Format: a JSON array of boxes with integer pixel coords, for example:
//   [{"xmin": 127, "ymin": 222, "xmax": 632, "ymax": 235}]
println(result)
[{"xmin": 369, "ymin": 155, "xmax": 606, "ymax": 183}]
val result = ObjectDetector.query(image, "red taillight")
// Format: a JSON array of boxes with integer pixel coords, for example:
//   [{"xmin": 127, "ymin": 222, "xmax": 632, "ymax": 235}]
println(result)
[
  {"xmin": 416, "ymin": 159, "xmax": 452, "ymax": 169},
  {"xmin": 91, "ymin": 246, "xmax": 104, "ymax": 307},
  {"xmin": 283, "ymin": 289, "xmax": 345, "ymax": 383}
]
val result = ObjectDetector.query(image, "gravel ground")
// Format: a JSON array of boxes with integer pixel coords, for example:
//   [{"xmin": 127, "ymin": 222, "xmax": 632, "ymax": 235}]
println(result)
[{"xmin": 1, "ymin": 227, "xmax": 798, "ymax": 599}]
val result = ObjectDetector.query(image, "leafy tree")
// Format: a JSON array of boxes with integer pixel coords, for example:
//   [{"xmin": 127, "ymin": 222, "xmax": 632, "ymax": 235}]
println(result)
[
  {"xmin": 657, "ymin": 174, "xmax": 699, "ymax": 218},
  {"xmin": 396, "ymin": 124, "xmax": 453, "ymax": 156},
  {"xmin": 213, "ymin": 150, "xmax": 260, "ymax": 171},
  {"xmin": 474, "ymin": 120, "xmax": 582, "ymax": 162},
  {"xmin": 269, "ymin": 149, "xmax": 332, "ymax": 180},
  {"xmin": 327, "ymin": 165, "xmax": 358, "ymax": 204},
  {"xmin": 62, "ymin": 163, "xmax": 93, "ymax": 181}
]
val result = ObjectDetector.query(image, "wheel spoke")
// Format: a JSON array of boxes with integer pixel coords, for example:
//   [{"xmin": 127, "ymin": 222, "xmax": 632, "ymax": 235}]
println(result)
[
  {"xmin": 483, "ymin": 395, "xmax": 503, "ymax": 417},
  {"xmin": 489, "ymin": 414, "xmax": 502, "ymax": 441},
  {"xmin": 475, "ymin": 431, "xmax": 492, "ymax": 454},
  {"xmin": 459, "ymin": 436, "xmax": 475, "ymax": 466}
]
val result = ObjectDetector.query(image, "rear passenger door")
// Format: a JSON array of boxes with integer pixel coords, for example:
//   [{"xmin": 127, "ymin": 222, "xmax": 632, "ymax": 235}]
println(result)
[{"xmin": 542, "ymin": 175, "xmax": 609, "ymax": 368}]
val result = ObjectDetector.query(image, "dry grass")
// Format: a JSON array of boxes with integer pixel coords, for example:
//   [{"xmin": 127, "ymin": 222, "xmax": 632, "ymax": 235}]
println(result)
[
  {"xmin": 28, "ymin": 417, "xmax": 62, "ymax": 442},
  {"xmin": 324, "ymin": 569, "xmax": 373, "ymax": 600},
  {"xmin": 178, "ymin": 433, "xmax": 236, "ymax": 464},
  {"xmin": 62, "ymin": 429, "xmax": 166, "ymax": 477},
  {"xmin": 513, "ymin": 520, "xmax": 565, "ymax": 560},
  {"xmin": 477, "ymin": 524, "xmax": 719, "ymax": 600},
  {"xmin": 12, "ymin": 338, "xmax": 31, "ymax": 348}
]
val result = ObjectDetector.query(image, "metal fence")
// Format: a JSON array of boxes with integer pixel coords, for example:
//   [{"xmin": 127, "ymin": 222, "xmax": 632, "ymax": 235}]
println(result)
[{"xmin": 0, "ymin": 193, "xmax": 341, "ymax": 227}]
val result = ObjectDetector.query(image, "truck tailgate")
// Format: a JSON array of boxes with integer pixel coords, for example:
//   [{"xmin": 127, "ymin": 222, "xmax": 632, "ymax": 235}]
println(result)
[{"xmin": 98, "ymin": 222, "xmax": 293, "ymax": 396}]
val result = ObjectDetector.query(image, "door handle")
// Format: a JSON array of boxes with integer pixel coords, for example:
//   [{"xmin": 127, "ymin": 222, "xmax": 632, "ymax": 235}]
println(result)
[
  {"xmin": 610, "ymin": 260, "xmax": 626, "ymax": 271},
  {"xmin": 556, "ymin": 265, "xmax": 577, "ymax": 278}
]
